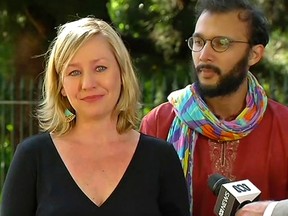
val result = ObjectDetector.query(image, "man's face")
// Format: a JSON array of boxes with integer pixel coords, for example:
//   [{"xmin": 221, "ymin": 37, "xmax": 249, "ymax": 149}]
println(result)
[
  {"xmin": 194, "ymin": 52, "xmax": 249, "ymax": 97},
  {"xmin": 191, "ymin": 10, "xmax": 253, "ymax": 98}
]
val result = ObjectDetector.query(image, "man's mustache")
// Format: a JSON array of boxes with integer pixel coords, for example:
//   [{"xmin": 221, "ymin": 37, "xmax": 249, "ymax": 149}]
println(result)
[{"xmin": 196, "ymin": 64, "xmax": 221, "ymax": 75}]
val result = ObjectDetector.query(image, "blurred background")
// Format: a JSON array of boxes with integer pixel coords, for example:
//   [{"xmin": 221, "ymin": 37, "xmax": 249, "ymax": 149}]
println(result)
[{"xmin": 0, "ymin": 0, "xmax": 288, "ymax": 196}]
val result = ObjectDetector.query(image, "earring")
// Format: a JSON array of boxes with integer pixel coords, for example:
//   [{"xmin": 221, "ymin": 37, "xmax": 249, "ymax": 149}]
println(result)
[{"xmin": 65, "ymin": 109, "xmax": 75, "ymax": 122}]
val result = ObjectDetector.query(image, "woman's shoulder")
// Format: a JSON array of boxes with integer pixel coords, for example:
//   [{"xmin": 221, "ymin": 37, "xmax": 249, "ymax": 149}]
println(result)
[
  {"xmin": 138, "ymin": 133, "xmax": 182, "ymax": 169},
  {"xmin": 9, "ymin": 133, "xmax": 53, "ymax": 165},
  {"xmin": 139, "ymin": 133, "xmax": 175, "ymax": 153},
  {"xmin": 17, "ymin": 132, "xmax": 52, "ymax": 152},
  {"xmin": 140, "ymin": 133, "xmax": 169, "ymax": 144}
]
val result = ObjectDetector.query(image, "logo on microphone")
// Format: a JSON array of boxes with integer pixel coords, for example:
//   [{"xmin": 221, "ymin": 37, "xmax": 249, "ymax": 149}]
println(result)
[
  {"xmin": 232, "ymin": 183, "xmax": 251, "ymax": 193},
  {"xmin": 218, "ymin": 191, "xmax": 230, "ymax": 216},
  {"xmin": 208, "ymin": 174, "xmax": 261, "ymax": 216}
]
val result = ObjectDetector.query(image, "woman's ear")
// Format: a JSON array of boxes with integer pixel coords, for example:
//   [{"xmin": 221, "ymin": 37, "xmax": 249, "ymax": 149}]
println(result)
[
  {"xmin": 61, "ymin": 88, "xmax": 67, "ymax": 96},
  {"xmin": 248, "ymin": 44, "xmax": 265, "ymax": 66}
]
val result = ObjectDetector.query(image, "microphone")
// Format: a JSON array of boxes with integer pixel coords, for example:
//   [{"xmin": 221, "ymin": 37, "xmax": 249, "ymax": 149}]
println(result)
[{"xmin": 208, "ymin": 173, "xmax": 261, "ymax": 216}]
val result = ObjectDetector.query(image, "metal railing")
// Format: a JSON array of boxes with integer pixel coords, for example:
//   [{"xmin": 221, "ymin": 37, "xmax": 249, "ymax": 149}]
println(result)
[{"xmin": 0, "ymin": 78, "xmax": 41, "ymax": 191}]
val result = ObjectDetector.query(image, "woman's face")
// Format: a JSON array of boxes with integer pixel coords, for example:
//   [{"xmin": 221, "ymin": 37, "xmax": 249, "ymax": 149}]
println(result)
[{"xmin": 61, "ymin": 34, "xmax": 122, "ymax": 121}]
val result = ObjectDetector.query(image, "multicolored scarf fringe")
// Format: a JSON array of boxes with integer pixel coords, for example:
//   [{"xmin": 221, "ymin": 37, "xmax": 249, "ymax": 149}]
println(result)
[{"xmin": 167, "ymin": 71, "xmax": 267, "ymax": 213}]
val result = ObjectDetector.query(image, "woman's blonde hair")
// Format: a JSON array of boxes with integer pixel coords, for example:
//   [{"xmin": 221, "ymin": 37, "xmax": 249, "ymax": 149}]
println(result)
[{"xmin": 38, "ymin": 17, "xmax": 141, "ymax": 135}]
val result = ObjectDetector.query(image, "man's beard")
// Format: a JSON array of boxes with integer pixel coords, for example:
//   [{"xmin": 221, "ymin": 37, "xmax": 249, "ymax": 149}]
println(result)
[{"xmin": 194, "ymin": 55, "xmax": 249, "ymax": 98}]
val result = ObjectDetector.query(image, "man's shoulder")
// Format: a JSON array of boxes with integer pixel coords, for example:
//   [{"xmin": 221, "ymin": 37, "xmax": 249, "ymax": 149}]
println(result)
[
  {"xmin": 265, "ymin": 99, "xmax": 288, "ymax": 127},
  {"xmin": 140, "ymin": 102, "xmax": 175, "ymax": 140},
  {"xmin": 145, "ymin": 102, "xmax": 174, "ymax": 118},
  {"xmin": 267, "ymin": 99, "xmax": 288, "ymax": 114}
]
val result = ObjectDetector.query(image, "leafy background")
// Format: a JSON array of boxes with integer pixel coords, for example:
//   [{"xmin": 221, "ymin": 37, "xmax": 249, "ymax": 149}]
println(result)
[{"xmin": 0, "ymin": 0, "xmax": 288, "ymax": 195}]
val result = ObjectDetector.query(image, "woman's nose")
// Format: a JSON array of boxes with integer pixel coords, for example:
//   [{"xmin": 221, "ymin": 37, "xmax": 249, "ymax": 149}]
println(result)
[{"xmin": 81, "ymin": 71, "xmax": 96, "ymax": 90}]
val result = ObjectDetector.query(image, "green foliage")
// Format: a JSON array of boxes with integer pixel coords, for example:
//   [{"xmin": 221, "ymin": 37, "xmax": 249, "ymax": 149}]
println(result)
[
  {"xmin": 254, "ymin": 29, "xmax": 288, "ymax": 104},
  {"xmin": 0, "ymin": 124, "xmax": 14, "ymax": 191},
  {"xmin": 0, "ymin": 0, "xmax": 287, "ymax": 202},
  {"xmin": 108, "ymin": 0, "xmax": 175, "ymax": 36},
  {"xmin": 0, "ymin": 10, "xmax": 16, "ymax": 79},
  {"xmin": 108, "ymin": 0, "xmax": 184, "ymax": 60}
]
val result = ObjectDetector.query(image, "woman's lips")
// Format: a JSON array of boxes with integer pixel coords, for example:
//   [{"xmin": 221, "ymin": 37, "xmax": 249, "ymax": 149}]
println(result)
[{"xmin": 81, "ymin": 95, "xmax": 103, "ymax": 102}]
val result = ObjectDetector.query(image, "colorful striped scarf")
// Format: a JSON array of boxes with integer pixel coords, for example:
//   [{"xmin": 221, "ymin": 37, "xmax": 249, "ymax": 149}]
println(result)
[{"xmin": 167, "ymin": 71, "xmax": 267, "ymax": 213}]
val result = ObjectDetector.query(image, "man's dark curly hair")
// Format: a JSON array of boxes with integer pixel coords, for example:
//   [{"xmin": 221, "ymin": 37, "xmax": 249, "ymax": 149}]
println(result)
[{"xmin": 195, "ymin": 0, "xmax": 269, "ymax": 47}]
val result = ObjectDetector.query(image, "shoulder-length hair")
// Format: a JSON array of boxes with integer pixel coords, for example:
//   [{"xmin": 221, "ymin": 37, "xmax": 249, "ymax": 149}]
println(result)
[{"xmin": 38, "ymin": 17, "xmax": 141, "ymax": 135}]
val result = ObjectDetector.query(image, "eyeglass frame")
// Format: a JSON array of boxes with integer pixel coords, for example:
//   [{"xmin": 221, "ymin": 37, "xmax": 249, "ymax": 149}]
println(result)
[{"xmin": 186, "ymin": 35, "xmax": 251, "ymax": 53}]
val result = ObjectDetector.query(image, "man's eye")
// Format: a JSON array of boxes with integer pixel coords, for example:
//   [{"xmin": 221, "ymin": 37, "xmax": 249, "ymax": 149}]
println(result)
[
  {"xmin": 96, "ymin": 66, "xmax": 107, "ymax": 72},
  {"xmin": 218, "ymin": 38, "xmax": 230, "ymax": 46},
  {"xmin": 193, "ymin": 37, "xmax": 203, "ymax": 46}
]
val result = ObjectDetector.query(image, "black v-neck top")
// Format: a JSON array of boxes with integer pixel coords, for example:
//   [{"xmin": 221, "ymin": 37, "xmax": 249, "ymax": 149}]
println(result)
[{"xmin": 1, "ymin": 133, "xmax": 190, "ymax": 216}]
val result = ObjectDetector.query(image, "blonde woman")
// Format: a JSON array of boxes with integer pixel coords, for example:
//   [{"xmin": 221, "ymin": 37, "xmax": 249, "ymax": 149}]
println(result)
[{"xmin": 1, "ymin": 17, "xmax": 190, "ymax": 216}]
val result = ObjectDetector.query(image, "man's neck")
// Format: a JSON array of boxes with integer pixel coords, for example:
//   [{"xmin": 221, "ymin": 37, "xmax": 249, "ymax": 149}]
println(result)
[{"xmin": 204, "ymin": 82, "xmax": 248, "ymax": 121}]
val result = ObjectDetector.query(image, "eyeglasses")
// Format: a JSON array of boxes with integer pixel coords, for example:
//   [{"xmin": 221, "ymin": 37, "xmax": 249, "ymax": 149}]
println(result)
[{"xmin": 187, "ymin": 36, "xmax": 250, "ymax": 53}]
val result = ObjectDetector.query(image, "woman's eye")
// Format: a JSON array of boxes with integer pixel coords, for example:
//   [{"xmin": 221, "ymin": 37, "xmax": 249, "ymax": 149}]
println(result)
[
  {"xmin": 96, "ymin": 66, "xmax": 107, "ymax": 72},
  {"xmin": 69, "ymin": 70, "xmax": 81, "ymax": 76}
]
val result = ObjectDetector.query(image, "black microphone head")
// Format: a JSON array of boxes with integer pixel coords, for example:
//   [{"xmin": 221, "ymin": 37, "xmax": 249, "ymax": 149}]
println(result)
[{"xmin": 208, "ymin": 173, "xmax": 230, "ymax": 196}]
